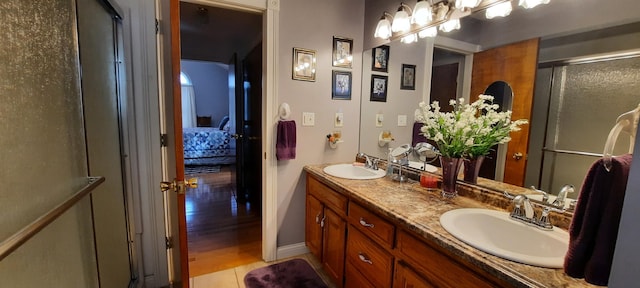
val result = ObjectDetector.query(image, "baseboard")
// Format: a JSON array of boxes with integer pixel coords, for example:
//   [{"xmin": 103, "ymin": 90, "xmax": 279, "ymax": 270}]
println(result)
[{"xmin": 276, "ymin": 242, "xmax": 310, "ymax": 260}]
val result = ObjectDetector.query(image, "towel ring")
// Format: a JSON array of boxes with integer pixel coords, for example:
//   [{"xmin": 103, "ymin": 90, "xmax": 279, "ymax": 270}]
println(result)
[{"xmin": 279, "ymin": 103, "xmax": 291, "ymax": 120}]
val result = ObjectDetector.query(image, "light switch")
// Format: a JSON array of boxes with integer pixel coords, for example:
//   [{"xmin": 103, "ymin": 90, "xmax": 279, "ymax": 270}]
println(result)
[
  {"xmin": 376, "ymin": 114, "xmax": 384, "ymax": 127},
  {"xmin": 302, "ymin": 112, "xmax": 315, "ymax": 126},
  {"xmin": 335, "ymin": 113, "xmax": 344, "ymax": 127},
  {"xmin": 398, "ymin": 115, "xmax": 407, "ymax": 126}
]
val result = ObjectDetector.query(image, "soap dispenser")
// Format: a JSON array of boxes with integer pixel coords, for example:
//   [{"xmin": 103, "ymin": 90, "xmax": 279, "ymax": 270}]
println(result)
[{"xmin": 386, "ymin": 147, "xmax": 394, "ymax": 177}]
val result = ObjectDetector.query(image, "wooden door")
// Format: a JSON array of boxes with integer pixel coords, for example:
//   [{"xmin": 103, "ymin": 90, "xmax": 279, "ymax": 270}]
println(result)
[
  {"xmin": 322, "ymin": 208, "xmax": 346, "ymax": 287},
  {"xmin": 305, "ymin": 195, "xmax": 324, "ymax": 259},
  {"xmin": 169, "ymin": 0, "xmax": 189, "ymax": 285},
  {"xmin": 430, "ymin": 63, "xmax": 459, "ymax": 112},
  {"xmin": 241, "ymin": 44, "xmax": 263, "ymax": 205},
  {"xmin": 470, "ymin": 38, "xmax": 540, "ymax": 186}
]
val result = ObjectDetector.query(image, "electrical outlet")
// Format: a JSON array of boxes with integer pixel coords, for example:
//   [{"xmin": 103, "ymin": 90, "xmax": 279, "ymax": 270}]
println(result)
[
  {"xmin": 398, "ymin": 115, "xmax": 407, "ymax": 126},
  {"xmin": 376, "ymin": 114, "xmax": 384, "ymax": 127},
  {"xmin": 302, "ymin": 112, "xmax": 315, "ymax": 126},
  {"xmin": 335, "ymin": 113, "xmax": 344, "ymax": 127}
]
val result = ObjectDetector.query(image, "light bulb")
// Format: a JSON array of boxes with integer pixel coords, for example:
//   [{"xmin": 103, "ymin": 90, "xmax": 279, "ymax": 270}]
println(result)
[
  {"xmin": 455, "ymin": 0, "xmax": 482, "ymax": 9},
  {"xmin": 392, "ymin": 6, "xmax": 411, "ymax": 33},
  {"xmin": 374, "ymin": 17, "xmax": 392, "ymax": 39},
  {"xmin": 411, "ymin": 0, "xmax": 433, "ymax": 26},
  {"xmin": 519, "ymin": 0, "xmax": 550, "ymax": 9},
  {"xmin": 486, "ymin": 1, "xmax": 512, "ymax": 19},
  {"xmin": 401, "ymin": 33, "xmax": 418, "ymax": 44},
  {"xmin": 439, "ymin": 19, "xmax": 461, "ymax": 33},
  {"xmin": 418, "ymin": 26, "xmax": 438, "ymax": 38}
]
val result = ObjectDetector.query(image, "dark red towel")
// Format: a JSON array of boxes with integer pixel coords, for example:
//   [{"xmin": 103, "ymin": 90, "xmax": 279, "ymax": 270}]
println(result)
[
  {"xmin": 276, "ymin": 120, "xmax": 296, "ymax": 160},
  {"xmin": 412, "ymin": 122, "xmax": 428, "ymax": 147},
  {"xmin": 564, "ymin": 154, "xmax": 633, "ymax": 286}
]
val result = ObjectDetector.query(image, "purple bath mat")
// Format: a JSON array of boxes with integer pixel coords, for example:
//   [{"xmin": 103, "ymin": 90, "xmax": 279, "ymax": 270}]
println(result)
[{"xmin": 244, "ymin": 258, "xmax": 328, "ymax": 288}]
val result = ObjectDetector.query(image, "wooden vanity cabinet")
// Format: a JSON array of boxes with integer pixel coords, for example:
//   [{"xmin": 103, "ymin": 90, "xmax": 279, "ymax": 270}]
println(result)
[
  {"xmin": 306, "ymin": 175, "xmax": 347, "ymax": 287},
  {"xmin": 306, "ymin": 173, "xmax": 506, "ymax": 288}
]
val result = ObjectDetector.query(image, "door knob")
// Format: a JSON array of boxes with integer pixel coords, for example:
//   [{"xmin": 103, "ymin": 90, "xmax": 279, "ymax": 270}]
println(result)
[
  {"xmin": 231, "ymin": 134, "xmax": 243, "ymax": 139},
  {"xmin": 513, "ymin": 152, "xmax": 524, "ymax": 160}
]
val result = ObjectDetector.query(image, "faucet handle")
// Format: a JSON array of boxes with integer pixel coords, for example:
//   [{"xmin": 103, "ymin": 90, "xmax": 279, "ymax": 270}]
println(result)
[
  {"xmin": 537, "ymin": 207, "xmax": 555, "ymax": 230},
  {"xmin": 530, "ymin": 186, "xmax": 549, "ymax": 203}
]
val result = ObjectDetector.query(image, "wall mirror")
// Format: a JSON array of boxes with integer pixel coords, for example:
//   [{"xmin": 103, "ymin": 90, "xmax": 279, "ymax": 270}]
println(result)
[{"xmin": 358, "ymin": 2, "xmax": 640, "ymax": 200}]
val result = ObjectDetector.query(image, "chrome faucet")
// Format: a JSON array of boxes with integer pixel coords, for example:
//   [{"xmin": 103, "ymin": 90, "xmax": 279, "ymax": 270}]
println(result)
[
  {"xmin": 552, "ymin": 184, "xmax": 574, "ymax": 208},
  {"xmin": 357, "ymin": 153, "xmax": 379, "ymax": 170},
  {"xmin": 504, "ymin": 191, "xmax": 565, "ymax": 231}
]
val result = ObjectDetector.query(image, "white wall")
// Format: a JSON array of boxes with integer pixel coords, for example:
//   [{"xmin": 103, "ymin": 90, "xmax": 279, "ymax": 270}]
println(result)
[{"xmin": 276, "ymin": 0, "xmax": 365, "ymax": 246}]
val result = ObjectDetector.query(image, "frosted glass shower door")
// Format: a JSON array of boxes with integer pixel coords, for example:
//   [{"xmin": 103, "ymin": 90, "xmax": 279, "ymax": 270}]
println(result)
[{"xmin": 539, "ymin": 56, "xmax": 640, "ymax": 194}]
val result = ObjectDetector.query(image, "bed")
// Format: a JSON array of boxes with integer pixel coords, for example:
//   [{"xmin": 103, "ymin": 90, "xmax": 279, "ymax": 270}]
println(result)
[{"xmin": 183, "ymin": 127, "xmax": 236, "ymax": 166}]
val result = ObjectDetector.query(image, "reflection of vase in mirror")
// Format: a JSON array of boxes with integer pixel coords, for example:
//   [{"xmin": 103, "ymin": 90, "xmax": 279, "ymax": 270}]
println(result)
[{"xmin": 478, "ymin": 81, "xmax": 513, "ymax": 181}]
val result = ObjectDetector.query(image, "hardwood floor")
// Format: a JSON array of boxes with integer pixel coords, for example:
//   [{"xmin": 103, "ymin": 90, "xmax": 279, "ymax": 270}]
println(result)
[{"xmin": 186, "ymin": 165, "xmax": 262, "ymax": 277}]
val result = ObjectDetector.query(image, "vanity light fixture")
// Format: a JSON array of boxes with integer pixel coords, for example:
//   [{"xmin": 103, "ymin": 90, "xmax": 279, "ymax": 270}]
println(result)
[
  {"xmin": 439, "ymin": 18, "xmax": 461, "ymax": 32},
  {"xmin": 455, "ymin": 0, "xmax": 482, "ymax": 9},
  {"xmin": 519, "ymin": 0, "xmax": 550, "ymax": 9},
  {"xmin": 486, "ymin": 1, "xmax": 512, "ymax": 18},
  {"xmin": 375, "ymin": 0, "xmax": 547, "ymax": 43},
  {"xmin": 418, "ymin": 26, "xmax": 438, "ymax": 38},
  {"xmin": 411, "ymin": 0, "xmax": 433, "ymax": 25},
  {"xmin": 374, "ymin": 12, "xmax": 394, "ymax": 39},
  {"xmin": 391, "ymin": 3, "xmax": 413, "ymax": 33}
]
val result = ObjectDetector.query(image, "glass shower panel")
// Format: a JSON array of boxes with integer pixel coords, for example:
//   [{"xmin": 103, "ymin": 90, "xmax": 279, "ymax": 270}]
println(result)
[
  {"xmin": 0, "ymin": 0, "xmax": 98, "ymax": 286},
  {"xmin": 541, "ymin": 56, "xmax": 640, "ymax": 194}
]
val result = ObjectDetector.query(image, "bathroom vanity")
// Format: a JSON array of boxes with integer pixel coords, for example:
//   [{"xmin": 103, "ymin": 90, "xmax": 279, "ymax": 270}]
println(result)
[{"xmin": 304, "ymin": 164, "xmax": 594, "ymax": 288}]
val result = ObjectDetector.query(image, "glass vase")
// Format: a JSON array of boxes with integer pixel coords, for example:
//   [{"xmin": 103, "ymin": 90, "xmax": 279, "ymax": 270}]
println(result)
[
  {"xmin": 463, "ymin": 155, "xmax": 485, "ymax": 184},
  {"xmin": 440, "ymin": 156, "xmax": 463, "ymax": 198}
]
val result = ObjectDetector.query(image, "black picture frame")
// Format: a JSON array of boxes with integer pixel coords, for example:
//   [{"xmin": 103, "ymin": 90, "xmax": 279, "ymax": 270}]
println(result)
[
  {"xmin": 371, "ymin": 45, "xmax": 390, "ymax": 72},
  {"xmin": 292, "ymin": 47, "xmax": 316, "ymax": 81},
  {"xmin": 332, "ymin": 37, "xmax": 353, "ymax": 68},
  {"xmin": 401, "ymin": 64, "xmax": 416, "ymax": 90},
  {"xmin": 370, "ymin": 75, "xmax": 388, "ymax": 102},
  {"xmin": 332, "ymin": 70, "xmax": 352, "ymax": 100}
]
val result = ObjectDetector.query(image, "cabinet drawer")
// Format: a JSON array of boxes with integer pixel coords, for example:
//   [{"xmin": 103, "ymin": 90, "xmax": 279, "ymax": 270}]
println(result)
[
  {"xmin": 346, "ymin": 227, "xmax": 393, "ymax": 288},
  {"xmin": 308, "ymin": 175, "xmax": 347, "ymax": 215},
  {"xmin": 396, "ymin": 230, "xmax": 504, "ymax": 288},
  {"xmin": 348, "ymin": 202, "xmax": 395, "ymax": 248},
  {"xmin": 345, "ymin": 261, "xmax": 375, "ymax": 288}
]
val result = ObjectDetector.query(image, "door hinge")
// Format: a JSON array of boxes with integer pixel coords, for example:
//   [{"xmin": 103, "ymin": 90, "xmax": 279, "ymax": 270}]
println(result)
[
  {"xmin": 165, "ymin": 236, "xmax": 173, "ymax": 249},
  {"xmin": 160, "ymin": 133, "xmax": 168, "ymax": 147},
  {"xmin": 160, "ymin": 178, "xmax": 198, "ymax": 194},
  {"xmin": 155, "ymin": 19, "xmax": 160, "ymax": 34}
]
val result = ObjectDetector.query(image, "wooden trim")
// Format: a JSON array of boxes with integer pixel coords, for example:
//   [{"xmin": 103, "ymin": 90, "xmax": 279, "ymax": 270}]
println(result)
[{"xmin": 0, "ymin": 177, "xmax": 105, "ymax": 261}]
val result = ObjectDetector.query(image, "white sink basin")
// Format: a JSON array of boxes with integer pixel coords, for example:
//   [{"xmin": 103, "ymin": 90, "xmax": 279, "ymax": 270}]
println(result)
[
  {"xmin": 408, "ymin": 161, "xmax": 437, "ymax": 172},
  {"xmin": 440, "ymin": 208, "xmax": 569, "ymax": 268},
  {"xmin": 323, "ymin": 164, "xmax": 386, "ymax": 180}
]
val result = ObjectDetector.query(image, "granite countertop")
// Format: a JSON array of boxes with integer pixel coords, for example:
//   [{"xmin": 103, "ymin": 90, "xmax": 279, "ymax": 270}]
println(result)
[{"xmin": 304, "ymin": 163, "xmax": 595, "ymax": 288}]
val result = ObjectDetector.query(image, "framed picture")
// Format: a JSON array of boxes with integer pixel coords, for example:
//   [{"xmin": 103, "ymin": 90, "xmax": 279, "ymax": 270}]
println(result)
[
  {"xmin": 372, "ymin": 45, "xmax": 390, "ymax": 72},
  {"xmin": 401, "ymin": 64, "xmax": 416, "ymax": 90},
  {"xmin": 292, "ymin": 47, "xmax": 316, "ymax": 81},
  {"xmin": 370, "ymin": 74, "xmax": 388, "ymax": 102},
  {"xmin": 332, "ymin": 70, "xmax": 352, "ymax": 100},
  {"xmin": 332, "ymin": 37, "xmax": 353, "ymax": 68}
]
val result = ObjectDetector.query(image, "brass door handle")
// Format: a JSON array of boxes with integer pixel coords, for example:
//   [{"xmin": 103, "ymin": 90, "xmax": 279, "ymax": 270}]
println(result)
[
  {"xmin": 231, "ymin": 134, "xmax": 243, "ymax": 139},
  {"xmin": 513, "ymin": 152, "xmax": 524, "ymax": 160},
  {"xmin": 160, "ymin": 178, "xmax": 198, "ymax": 194}
]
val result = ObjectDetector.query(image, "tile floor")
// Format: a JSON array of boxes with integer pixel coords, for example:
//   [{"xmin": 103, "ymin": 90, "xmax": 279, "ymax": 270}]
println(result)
[{"xmin": 189, "ymin": 253, "xmax": 337, "ymax": 288}]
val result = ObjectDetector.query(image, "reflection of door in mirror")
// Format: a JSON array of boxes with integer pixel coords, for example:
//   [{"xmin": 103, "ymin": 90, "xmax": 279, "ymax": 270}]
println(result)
[{"xmin": 471, "ymin": 38, "xmax": 540, "ymax": 187}]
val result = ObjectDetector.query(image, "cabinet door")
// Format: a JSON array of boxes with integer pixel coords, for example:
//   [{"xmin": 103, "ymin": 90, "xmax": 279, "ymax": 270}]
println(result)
[
  {"xmin": 394, "ymin": 262, "xmax": 434, "ymax": 288},
  {"xmin": 322, "ymin": 208, "xmax": 346, "ymax": 287},
  {"xmin": 306, "ymin": 194, "xmax": 324, "ymax": 259}
]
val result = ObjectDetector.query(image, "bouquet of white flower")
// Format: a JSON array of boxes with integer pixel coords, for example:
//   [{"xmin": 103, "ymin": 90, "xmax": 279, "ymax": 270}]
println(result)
[{"xmin": 416, "ymin": 95, "xmax": 528, "ymax": 158}]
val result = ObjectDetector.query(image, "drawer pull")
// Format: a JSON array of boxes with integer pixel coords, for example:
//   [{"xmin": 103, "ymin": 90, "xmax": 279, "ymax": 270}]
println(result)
[
  {"xmin": 315, "ymin": 212, "xmax": 322, "ymax": 224},
  {"xmin": 320, "ymin": 216, "xmax": 326, "ymax": 228},
  {"xmin": 359, "ymin": 218, "xmax": 375, "ymax": 228},
  {"xmin": 358, "ymin": 252, "xmax": 373, "ymax": 265}
]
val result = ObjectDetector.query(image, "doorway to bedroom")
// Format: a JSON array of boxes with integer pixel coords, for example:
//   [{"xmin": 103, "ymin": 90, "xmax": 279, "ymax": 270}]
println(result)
[{"xmin": 179, "ymin": 1, "xmax": 263, "ymax": 277}]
